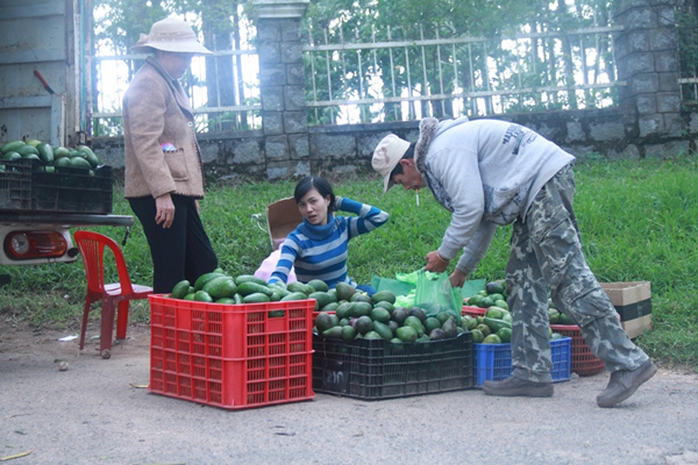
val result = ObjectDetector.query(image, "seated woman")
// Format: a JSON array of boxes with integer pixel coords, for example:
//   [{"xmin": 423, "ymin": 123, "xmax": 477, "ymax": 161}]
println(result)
[{"xmin": 268, "ymin": 176, "xmax": 389, "ymax": 294}]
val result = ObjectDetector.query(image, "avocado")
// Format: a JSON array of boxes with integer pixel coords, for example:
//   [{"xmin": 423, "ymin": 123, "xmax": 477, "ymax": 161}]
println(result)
[
  {"xmin": 404, "ymin": 315, "xmax": 425, "ymax": 336},
  {"xmin": 170, "ymin": 279, "xmax": 191, "ymax": 299},
  {"xmin": 424, "ymin": 317, "xmax": 441, "ymax": 334},
  {"xmin": 441, "ymin": 317, "xmax": 458, "ymax": 338},
  {"xmin": 396, "ymin": 325, "xmax": 418, "ymax": 342},
  {"xmin": 373, "ymin": 301, "xmax": 395, "ymax": 314},
  {"xmin": 36, "ymin": 143, "xmax": 54, "ymax": 164},
  {"xmin": 350, "ymin": 301, "xmax": 372, "ymax": 318},
  {"xmin": 429, "ymin": 328, "xmax": 446, "ymax": 340},
  {"xmin": 237, "ymin": 281, "xmax": 274, "ymax": 297},
  {"xmin": 335, "ymin": 282, "xmax": 355, "ymax": 301},
  {"xmin": 307, "ymin": 279, "xmax": 329, "ymax": 292},
  {"xmin": 203, "ymin": 276, "xmax": 237, "ymax": 299},
  {"xmin": 322, "ymin": 326, "xmax": 343, "ymax": 339},
  {"xmin": 371, "ymin": 290, "xmax": 396, "ymax": 305},
  {"xmin": 315, "ymin": 313, "xmax": 335, "ymax": 333},
  {"xmin": 341, "ymin": 325, "xmax": 357, "ymax": 341},
  {"xmin": 243, "ymin": 292, "xmax": 271, "ymax": 303},
  {"xmin": 350, "ymin": 292, "xmax": 372, "ymax": 304},
  {"xmin": 193, "ymin": 290, "xmax": 213, "ymax": 302},
  {"xmin": 235, "ymin": 274, "xmax": 268, "ymax": 286},
  {"xmin": 309, "ymin": 291, "xmax": 332, "ymax": 309},
  {"xmin": 1, "ymin": 140, "xmax": 25, "ymax": 154},
  {"xmin": 409, "ymin": 307, "xmax": 427, "ymax": 323},
  {"xmin": 69, "ymin": 156, "xmax": 92, "ymax": 168},
  {"xmin": 372, "ymin": 320, "xmax": 393, "ymax": 340},
  {"xmin": 280, "ymin": 291, "xmax": 307, "ymax": 301},
  {"xmin": 391, "ymin": 307, "xmax": 409, "ymax": 326},
  {"xmin": 335, "ymin": 302, "xmax": 353, "ymax": 320},
  {"xmin": 370, "ymin": 307, "xmax": 391, "ymax": 324},
  {"xmin": 363, "ymin": 331, "xmax": 382, "ymax": 340},
  {"xmin": 354, "ymin": 315, "xmax": 374, "ymax": 335}
]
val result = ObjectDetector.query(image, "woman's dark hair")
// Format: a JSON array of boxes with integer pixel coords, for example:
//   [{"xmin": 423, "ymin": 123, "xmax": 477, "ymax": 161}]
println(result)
[
  {"xmin": 294, "ymin": 176, "xmax": 337, "ymax": 211},
  {"xmin": 389, "ymin": 143, "xmax": 416, "ymax": 177}
]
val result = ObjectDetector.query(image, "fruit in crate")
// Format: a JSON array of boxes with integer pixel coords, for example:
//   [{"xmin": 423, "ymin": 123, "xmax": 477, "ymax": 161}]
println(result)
[{"xmin": 1, "ymin": 138, "xmax": 103, "ymax": 171}]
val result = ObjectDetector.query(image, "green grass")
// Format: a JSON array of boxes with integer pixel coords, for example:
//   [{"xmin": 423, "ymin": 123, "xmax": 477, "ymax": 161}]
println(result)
[{"xmin": 2, "ymin": 156, "xmax": 698, "ymax": 369}]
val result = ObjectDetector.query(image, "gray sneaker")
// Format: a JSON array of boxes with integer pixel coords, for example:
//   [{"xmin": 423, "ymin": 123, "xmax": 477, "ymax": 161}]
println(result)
[
  {"xmin": 482, "ymin": 376, "xmax": 554, "ymax": 397},
  {"xmin": 596, "ymin": 359, "xmax": 657, "ymax": 408}
]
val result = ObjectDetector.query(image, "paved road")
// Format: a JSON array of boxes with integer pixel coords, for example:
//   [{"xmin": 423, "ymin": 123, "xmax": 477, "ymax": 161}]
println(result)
[{"xmin": 1, "ymin": 323, "xmax": 697, "ymax": 465}]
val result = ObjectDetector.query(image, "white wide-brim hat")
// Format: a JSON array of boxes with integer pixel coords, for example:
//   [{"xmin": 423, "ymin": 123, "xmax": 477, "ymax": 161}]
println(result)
[{"xmin": 131, "ymin": 16, "xmax": 212, "ymax": 55}]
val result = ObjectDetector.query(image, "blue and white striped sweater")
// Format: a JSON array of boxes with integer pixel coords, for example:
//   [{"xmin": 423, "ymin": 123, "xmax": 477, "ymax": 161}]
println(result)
[{"xmin": 268, "ymin": 197, "xmax": 389, "ymax": 289}]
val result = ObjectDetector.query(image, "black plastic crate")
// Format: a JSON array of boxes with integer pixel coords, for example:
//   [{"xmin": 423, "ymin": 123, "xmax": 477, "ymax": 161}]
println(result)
[
  {"xmin": 31, "ymin": 163, "xmax": 113, "ymax": 214},
  {"xmin": 0, "ymin": 158, "xmax": 33, "ymax": 210},
  {"xmin": 312, "ymin": 332, "xmax": 473, "ymax": 400}
]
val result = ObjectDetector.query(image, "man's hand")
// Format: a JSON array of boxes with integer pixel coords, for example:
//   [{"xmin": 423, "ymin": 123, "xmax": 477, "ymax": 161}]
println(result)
[
  {"xmin": 424, "ymin": 250, "xmax": 449, "ymax": 273},
  {"xmin": 155, "ymin": 193, "xmax": 175, "ymax": 228},
  {"xmin": 449, "ymin": 269, "xmax": 467, "ymax": 288}
]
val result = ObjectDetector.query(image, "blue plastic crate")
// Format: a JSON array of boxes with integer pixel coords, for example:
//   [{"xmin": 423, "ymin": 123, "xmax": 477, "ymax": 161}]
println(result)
[{"xmin": 473, "ymin": 337, "xmax": 571, "ymax": 388}]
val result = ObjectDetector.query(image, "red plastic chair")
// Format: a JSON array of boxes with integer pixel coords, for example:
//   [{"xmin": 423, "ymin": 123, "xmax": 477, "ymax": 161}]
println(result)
[{"xmin": 73, "ymin": 230, "xmax": 153, "ymax": 359}]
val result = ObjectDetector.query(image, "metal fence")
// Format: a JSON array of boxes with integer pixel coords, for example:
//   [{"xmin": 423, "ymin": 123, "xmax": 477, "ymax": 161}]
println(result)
[
  {"xmin": 88, "ymin": 20, "xmax": 626, "ymax": 133},
  {"xmin": 90, "ymin": 43, "xmax": 262, "ymax": 136},
  {"xmin": 677, "ymin": 6, "xmax": 698, "ymax": 106},
  {"xmin": 303, "ymin": 24, "xmax": 625, "ymax": 126}
]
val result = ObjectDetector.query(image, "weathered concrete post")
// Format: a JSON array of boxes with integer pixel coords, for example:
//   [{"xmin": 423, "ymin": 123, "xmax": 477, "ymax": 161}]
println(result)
[
  {"xmin": 248, "ymin": 0, "xmax": 311, "ymax": 180},
  {"xmin": 613, "ymin": 0, "xmax": 683, "ymax": 144}
]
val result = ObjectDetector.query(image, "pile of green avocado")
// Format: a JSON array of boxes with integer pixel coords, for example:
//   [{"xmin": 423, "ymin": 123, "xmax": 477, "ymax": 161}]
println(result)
[
  {"xmin": 314, "ymin": 284, "xmax": 469, "ymax": 344},
  {"xmin": 1, "ymin": 139, "xmax": 101, "ymax": 171}
]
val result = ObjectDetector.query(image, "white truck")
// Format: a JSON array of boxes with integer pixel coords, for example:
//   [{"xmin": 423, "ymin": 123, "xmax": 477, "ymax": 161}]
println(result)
[{"xmin": 0, "ymin": 1, "xmax": 132, "ymax": 286}]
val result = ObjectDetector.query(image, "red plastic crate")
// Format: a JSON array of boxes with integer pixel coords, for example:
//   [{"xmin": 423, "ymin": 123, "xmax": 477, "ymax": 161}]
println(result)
[
  {"xmin": 462, "ymin": 305, "xmax": 486, "ymax": 318},
  {"xmin": 148, "ymin": 294, "xmax": 316, "ymax": 409},
  {"xmin": 473, "ymin": 337, "xmax": 572, "ymax": 387},
  {"xmin": 550, "ymin": 324, "xmax": 605, "ymax": 376}
]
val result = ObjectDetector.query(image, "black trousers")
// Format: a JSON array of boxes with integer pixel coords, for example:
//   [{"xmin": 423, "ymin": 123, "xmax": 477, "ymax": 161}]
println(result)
[{"xmin": 129, "ymin": 195, "xmax": 218, "ymax": 294}]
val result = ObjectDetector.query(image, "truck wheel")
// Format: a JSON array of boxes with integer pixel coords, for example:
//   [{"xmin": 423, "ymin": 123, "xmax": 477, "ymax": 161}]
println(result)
[{"xmin": 101, "ymin": 349, "xmax": 111, "ymax": 359}]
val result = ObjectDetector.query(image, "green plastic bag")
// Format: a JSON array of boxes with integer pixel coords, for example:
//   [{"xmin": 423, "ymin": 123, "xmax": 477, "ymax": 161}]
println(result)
[
  {"xmin": 414, "ymin": 270, "xmax": 462, "ymax": 323},
  {"xmin": 460, "ymin": 279, "xmax": 486, "ymax": 299},
  {"xmin": 370, "ymin": 276, "xmax": 415, "ymax": 297}
]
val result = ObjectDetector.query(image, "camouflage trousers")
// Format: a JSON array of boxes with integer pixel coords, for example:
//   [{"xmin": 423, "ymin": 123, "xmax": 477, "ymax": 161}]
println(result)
[{"xmin": 506, "ymin": 164, "xmax": 649, "ymax": 383}]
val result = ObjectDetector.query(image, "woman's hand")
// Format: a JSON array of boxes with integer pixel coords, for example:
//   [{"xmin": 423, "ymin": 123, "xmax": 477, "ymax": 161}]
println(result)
[{"xmin": 155, "ymin": 193, "xmax": 175, "ymax": 228}]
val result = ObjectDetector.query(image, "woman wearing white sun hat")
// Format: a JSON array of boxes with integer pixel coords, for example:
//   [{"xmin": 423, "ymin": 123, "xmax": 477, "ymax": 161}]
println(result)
[{"xmin": 123, "ymin": 16, "xmax": 218, "ymax": 294}]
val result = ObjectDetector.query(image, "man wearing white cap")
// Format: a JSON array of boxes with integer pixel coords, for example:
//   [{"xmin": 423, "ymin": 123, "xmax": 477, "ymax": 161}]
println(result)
[
  {"xmin": 123, "ymin": 16, "xmax": 218, "ymax": 294},
  {"xmin": 371, "ymin": 117, "xmax": 656, "ymax": 408}
]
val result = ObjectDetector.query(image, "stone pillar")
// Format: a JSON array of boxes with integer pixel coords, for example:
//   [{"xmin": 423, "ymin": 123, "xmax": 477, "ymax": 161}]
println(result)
[
  {"xmin": 249, "ymin": 0, "xmax": 311, "ymax": 180},
  {"xmin": 613, "ymin": 0, "xmax": 682, "ymax": 138}
]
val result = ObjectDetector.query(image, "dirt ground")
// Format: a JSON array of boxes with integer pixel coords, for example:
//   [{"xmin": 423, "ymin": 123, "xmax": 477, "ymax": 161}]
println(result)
[{"xmin": 1, "ymin": 320, "xmax": 698, "ymax": 465}]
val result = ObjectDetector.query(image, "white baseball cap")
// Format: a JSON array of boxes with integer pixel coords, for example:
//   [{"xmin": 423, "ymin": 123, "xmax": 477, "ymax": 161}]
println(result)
[{"xmin": 371, "ymin": 134, "xmax": 411, "ymax": 192}]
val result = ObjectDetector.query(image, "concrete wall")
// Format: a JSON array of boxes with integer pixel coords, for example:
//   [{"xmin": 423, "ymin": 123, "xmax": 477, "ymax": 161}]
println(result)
[{"xmin": 94, "ymin": 106, "xmax": 698, "ymax": 182}]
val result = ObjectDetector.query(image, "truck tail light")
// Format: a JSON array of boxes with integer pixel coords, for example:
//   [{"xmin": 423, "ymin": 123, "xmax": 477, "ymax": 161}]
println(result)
[{"xmin": 3, "ymin": 231, "xmax": 68, "ymax": 260}]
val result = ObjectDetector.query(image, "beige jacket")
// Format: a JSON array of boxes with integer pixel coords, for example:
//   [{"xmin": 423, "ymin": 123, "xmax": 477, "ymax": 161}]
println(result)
[{"xmin": 122, "ymin": 57, "xmax": 205, "ymax": 199}]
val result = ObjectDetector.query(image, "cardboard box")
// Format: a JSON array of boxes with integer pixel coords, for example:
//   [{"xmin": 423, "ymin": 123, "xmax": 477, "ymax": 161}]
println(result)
[
  {"xmin": 620, "ymin": 314, "xmax": 653, "ymax": 339},
  {"xmin": 600, "ymin": 281, "xmax": 652, "ymax": 338},
  {"xmin": 600, "ymin": 281, "xmax": 651, "ymax": 306},
  {"xmin": 266, "ymin": 197, "xmax": 302, "ymax": 250}
]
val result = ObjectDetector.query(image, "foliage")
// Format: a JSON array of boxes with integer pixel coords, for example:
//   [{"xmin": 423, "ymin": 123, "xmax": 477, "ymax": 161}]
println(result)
[
  {"xmin": 302, "ymin": 0, "xmax": 619, "ymax": 123},
  {"xmin": 3, "ymin": 155, "xmax": 698, "ymax": 368}
]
